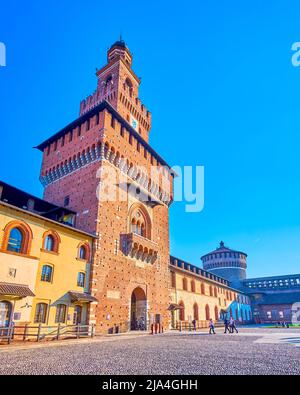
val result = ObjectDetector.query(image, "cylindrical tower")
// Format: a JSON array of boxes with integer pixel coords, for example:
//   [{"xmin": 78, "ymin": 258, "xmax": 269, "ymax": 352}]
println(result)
[{"xmin": 201, "ymin": 241, "xmax": 247, "ymax": 285}]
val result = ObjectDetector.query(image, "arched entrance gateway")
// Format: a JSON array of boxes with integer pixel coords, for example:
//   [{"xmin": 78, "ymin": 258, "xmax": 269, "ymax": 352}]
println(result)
[{"xmin": 130, "ymin": 287, "xmax": 147, "ymax": 331}]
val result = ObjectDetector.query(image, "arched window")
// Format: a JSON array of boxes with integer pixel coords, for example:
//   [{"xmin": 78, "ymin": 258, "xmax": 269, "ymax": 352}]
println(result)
[
  {"xmin": 131, "ymin": 218, "xmax": 137, "ymax": 234},
  {"xmin": 214, "ymin": 287, "xmax": 218, "ymax": 298},
  {"xmin": 182, "ymin": 278, "xmax": 188, "ymax": 291},
  {"xmin": 193, "ymin": 303, "xmax": 199, "ymax": 321},
  {"xmin": 55, "ymin": 304, "xmax": 67, "ymax": 323},
  {"xmin": 128, "ymin": 204, "xmax": 151, "ymax": 239},
  {"xmin": 201, "ymin": 283, "xmax": 205, "ymax": 295},
  {"xmin": 42, "ymin": 231, "xmax": 60, "ymax": 253},
  {"xmin": 136, "ymin": 221, "xmax": 142, "ymax": 236},
  {"xmin": 79, "ymin": 246, "xmax": 87, "ymax": 260},
  {"xmin": 105, "ymin": 75, "xmax": 113, "ymax": 92},
  {"xmin": 205, "ymin": 304, "xmax": 210, "ymax": 321},
  {"xmin": 125, "ymin": 77, "xmax": 133, "ymax": 97},
  {"xmin": 2, "ymin": 221, "xmax": 33, "ymax": 255},
  {"xmin": 34, "ymin": 303, "xmax": 48, "ymax": 324},
  {"xmin": 179, "ymin": 301, "xmax": 185, "ymax": 321},
  {"xmin": 191, "ymin": 280, "xmax": 196, "ymax": 293},
  {"xmin": 41, "ymin": 265, "xmax": 53, "ymax": 283},
  {"xmin": 209, "ymin": 286, "xmax": 213, "ymax": 297},
  {"xmin": 44, "ymin": 235, "xmax": 55, "ymax": 252},
  {"xmin": 78, "ymin": 243, "xmax": 90, "ymax": 261},
  {"xmin": 141, "ymin": 223, "xmax": 146, "ymax": 237},
  {"xmin": 215, "ymin": 306, "xmax": 219, "ymax": 321},
  {"xmin": 7, "ymin": 228, "xmax": 23, "ymax": 253},
  {"xmin": 77, "ymin": 272, "xmax": 86, "ymax": 288}
]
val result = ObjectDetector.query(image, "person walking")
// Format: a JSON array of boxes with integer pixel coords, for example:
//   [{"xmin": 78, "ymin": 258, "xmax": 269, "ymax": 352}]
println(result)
[
  {"xmin": 224, "ymin": 317, "xmax": 230, "ymax": 334},
  {"xmin": 209, "ymin": 319, "xmax": 216, "ymax": 335},
  {"xmin": 230, "ymin": 317, "xmax": 238, "ymax": 333},
  {"xmin": 192, "ymin": 319, "xmax": 197, "ymax": 331}
]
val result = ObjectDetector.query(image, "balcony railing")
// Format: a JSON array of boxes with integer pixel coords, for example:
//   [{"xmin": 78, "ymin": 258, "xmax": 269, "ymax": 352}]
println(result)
[{"xmin": 121, "ymin": 233, "xmax": 158, "ymax": 264}]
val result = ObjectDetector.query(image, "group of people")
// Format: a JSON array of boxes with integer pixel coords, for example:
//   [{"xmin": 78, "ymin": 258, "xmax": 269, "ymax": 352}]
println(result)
[
  {"xmin": 276, "ymin": 321, "xmax": 290, "ymax": 328},
  {"xmin": 208, "ymin": 317, "xmax": 239, "ymax": 335}
]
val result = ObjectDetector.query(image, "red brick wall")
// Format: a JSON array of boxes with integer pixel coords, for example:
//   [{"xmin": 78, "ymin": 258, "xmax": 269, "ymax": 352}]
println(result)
[{"xmin": 40, "ymin": 68, "xmax": 173, "ymax": 333}]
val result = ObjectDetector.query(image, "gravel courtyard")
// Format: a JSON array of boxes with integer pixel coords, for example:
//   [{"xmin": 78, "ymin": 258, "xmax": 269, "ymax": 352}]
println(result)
[{"xmin": 0, "ymin": 328, "xmax": 299, "ymax": 375}]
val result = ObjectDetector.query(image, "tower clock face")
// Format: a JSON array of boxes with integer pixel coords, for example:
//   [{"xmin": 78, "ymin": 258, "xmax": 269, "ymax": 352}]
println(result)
[{"xmin": 130, "ymin": 114, "xmax": 139, "ymax": 131}]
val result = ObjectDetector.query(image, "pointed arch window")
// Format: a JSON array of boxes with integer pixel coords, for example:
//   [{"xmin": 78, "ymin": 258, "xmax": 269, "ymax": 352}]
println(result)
[
  {"xmin": 205, "ymin": 305, "xmax": 210, "ymax": 321},
  {"xmin": 128, "ymin": 204, "xmax": 151, "ymax": 240},
  {"xmin": 215, "ymin": 306, "xmax": 219, "ymax": 321}
]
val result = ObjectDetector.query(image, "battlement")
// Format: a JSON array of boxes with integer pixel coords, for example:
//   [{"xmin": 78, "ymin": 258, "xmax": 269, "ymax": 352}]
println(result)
[
  {"xmin": 79, "ymin": 41, "xmax": 152, "ymax": 142},
  {"xmin": 243, "ymin": 274, "xmax": 300, "ymax": 291}
]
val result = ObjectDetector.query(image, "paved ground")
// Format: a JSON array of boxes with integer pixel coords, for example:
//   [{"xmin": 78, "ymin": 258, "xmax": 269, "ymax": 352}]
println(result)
[{"xmin": 0, "ymin": 328, "xmax": 299, "ymax": 375}]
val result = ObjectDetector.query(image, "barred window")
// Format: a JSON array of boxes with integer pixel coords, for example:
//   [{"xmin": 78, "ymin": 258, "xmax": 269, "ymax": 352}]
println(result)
[
  {"xmin": 34, "ymin": 303, "xmax": 48, "ymax": 324},
  {"xmin": 55, "ymin": 304, "xmax": 67, "ymax": 323}
]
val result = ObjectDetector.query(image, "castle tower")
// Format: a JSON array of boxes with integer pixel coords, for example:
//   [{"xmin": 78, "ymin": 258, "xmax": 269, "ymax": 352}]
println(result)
[
  {"xmin": 37, "ymin": 41, "xmax": 174, "ymax": 332},
  {"xmin": 80, "ymin": 40, "xmax": 152, "ymax": 142},
  {"xmin": 201, "ymin": 242, "xmax": 247, "ymax": 286}
]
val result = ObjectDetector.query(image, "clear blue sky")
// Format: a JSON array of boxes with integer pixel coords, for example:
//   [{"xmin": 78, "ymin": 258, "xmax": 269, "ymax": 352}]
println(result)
[{"xmin": 1, "ymin": 0, "xmax": 300, "ymax": 278}]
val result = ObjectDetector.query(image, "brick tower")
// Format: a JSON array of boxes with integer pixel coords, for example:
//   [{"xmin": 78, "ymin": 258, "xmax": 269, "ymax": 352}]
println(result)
[{"xmin": 37, "ymin": 40, "xmax": 174, "ymax": 332}]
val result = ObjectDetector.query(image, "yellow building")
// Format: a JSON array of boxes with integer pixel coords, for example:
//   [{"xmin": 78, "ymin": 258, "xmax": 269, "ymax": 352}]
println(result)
[
  {"xmin": 169, "ymin": 256, "xmax": 252, "ymax": 328},
  {"xmin": 0, "ymin": 181, "xmax": 96, "ymax": 328}
]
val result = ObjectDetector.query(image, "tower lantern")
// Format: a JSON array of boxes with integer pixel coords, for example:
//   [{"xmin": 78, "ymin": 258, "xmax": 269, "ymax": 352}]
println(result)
[{"xmin": 79, "ymin": 40, "xmax": 152, "ymax": 142}]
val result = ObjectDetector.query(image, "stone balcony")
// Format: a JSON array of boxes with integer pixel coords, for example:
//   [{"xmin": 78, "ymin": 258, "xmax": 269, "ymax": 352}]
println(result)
[{"xmin": 122, "ymin": 233, "xmax": 158, "ymax": 264}]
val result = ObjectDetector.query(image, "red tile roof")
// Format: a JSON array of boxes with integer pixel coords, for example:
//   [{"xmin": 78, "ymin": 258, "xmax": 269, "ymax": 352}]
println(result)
[{"xmin": 0, "ymin": 282, "xmax": 35, "ymax": 297}]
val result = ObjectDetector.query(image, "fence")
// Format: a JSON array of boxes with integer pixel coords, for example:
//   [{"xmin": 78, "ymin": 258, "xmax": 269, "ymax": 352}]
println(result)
[
  {"xmin": 175, "ymin": 320, "xmax": 209, "ymax": 331},
  {"xmin": 175, "ymin": 320, "xmax": 226, "ymax": 331},
  {"xmin": 1, "ymin": 320, "xmax": 217, "ymax": 345},
  {"xmin": 0, "ymin": 320, "xmax": 152, "ymax": 345}
]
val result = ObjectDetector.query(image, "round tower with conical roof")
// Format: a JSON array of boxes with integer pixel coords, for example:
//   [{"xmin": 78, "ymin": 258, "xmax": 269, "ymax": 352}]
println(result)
[{"xmin": 201, "ymin": 242, "xmax": 247, "ymax": 285}]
